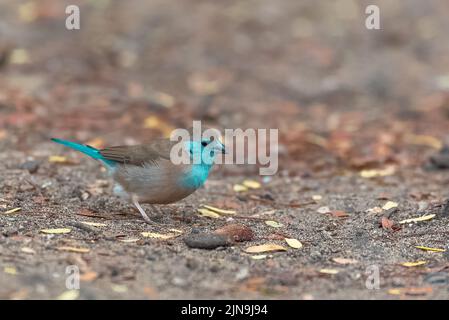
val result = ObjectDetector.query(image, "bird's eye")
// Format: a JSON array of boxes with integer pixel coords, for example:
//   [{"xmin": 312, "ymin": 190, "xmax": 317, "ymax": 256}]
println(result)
[{"xmin": 201, "ymin": 141, "xmax": 208, "ymax": 147}]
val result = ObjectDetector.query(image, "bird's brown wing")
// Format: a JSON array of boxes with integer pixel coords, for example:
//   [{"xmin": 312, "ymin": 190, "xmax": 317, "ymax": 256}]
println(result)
[{"xmin": 100, "ymin": 139, "xmax": 177, "ymax": 166}]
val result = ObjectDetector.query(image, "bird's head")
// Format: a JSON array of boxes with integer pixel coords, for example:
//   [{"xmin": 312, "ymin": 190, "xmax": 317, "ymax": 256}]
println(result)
[{"xmin": 186, "ymin": 137, "xmax": 226, "ymax": 165}]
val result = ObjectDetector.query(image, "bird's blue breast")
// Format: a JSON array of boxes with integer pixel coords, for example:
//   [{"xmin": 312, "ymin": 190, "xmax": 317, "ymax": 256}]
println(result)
[{"xmin": 179, "ymin": 164, "xmax": 212, "ymax": 189}]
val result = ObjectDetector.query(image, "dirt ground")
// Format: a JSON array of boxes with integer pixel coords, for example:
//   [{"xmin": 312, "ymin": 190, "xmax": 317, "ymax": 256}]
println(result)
[{"xmin": 1, "ymin": 0, "xmax": 449, "ymax": 299}]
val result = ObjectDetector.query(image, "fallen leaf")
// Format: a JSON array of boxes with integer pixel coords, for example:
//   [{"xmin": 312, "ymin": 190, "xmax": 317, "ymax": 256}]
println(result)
[
  {"xmin": 202, "ymin": 205, "xmax": 236, "ymax": 215},
  {"xmin": 57, "ymin": 246, "xmax": 90, "ymax": 253},
  {"xmin": 319, "ymin": 269, "xmax": 339, "ymax": 275},
  {"xmin": 169, "ymin": 228, "xmax": 183, "ymax": 234},
  {"xmin": 56, "ymin": 290, "xmax": 79, "ymax": 300},
  {"xmin": 406, "ymin": 134, "xmax": 442, "ymax": 149},
  {"xmin": 21, "ymin": 247, "xmax": 35, "ymax": 255},
  {"xmin": 40, "ymin": 228, "xmax": 71, "ymax": 234},
  {"xmin": 381, "ymin": 216, "xmax": 394, "ymax": 230},
  {"xmin": 265, "ymin": 220, "xmax": 284, "ymax": 228},
  {"xmin": 80, "ymin": 271, "xmax": 98, "ymax": 282},
  {"xmin": 415, "ymin": 246, "xmax": 446, "ymax": 252},
  {"xmin": 233, "ymin": 184, "xmax": 248, "ymax": 192},
  {"xmin": 250, "ymin": 255, "xmax": 268, "ymax": 260},
  {"xmin": 119, "ymin": 238, "xmax": 140, "ymax": 243},
  {"xmin": 243, "ymin": 180, "xmax": 261, "ymax": 189},
  {"xmin": 399, "ymin": 214, "xmax": 435, "ymax": 224},
  {"xmin": 9, "ymin": 48, "xmax": 30, "ymax": 64},
  {"xmin": 81, "ymin": 221, "xmax": 107, "ymax": 227},
  {"xmin": 143, "ymin": 116, "xmax": 174, "ymax": 137},
  {"xmin": 111, "ymin": 284, "xmax": 128, "ymax": 293},
  {"xmin": 388, "ymin": 287, "xmax": 433, "ymax": 296},
  {"xmin": 285, "ymin": 238, "xmax": 303, "ymax": 249},
  {"xmin": 141, "ymin": 232, "xmax": 179, "ymax": 240},
  {"xmin": 382, "ymin": 201, "xmax": 398, "ymax": 210},
  {"xmin": 245, "ymin": 244, "xmax": 287, "ymax": 253},
  {"xmin": 312, "ymin": 195, "xmax": 322, "ymax": 201},
  {"xmin": 360, "ymin": 166, "xmax": 396, "ymax": 178},
  {"xmin": 317, "ymin": 206, "xmax": 331, "ymax": 214},
  {"xmin": 401, "ymin": 261, "xmax": 427, "ymax": 267},
  {"xmin": 4, "ymin": 267, "xmax": 17, "ymax": 275},
  {"xmin": 332, "ymin": 257, "xmax": 358, "ymax": 265},
  {"xmin": 48, "ymin": 155, "xmax": 69, "ymax": 163},
  {"xmin": 331, "ymin": 210, "xmax": 349, "ymax": 218},
  {"xmin": 197, "ymin": 208, "xmax": 222, "ymax": 219},
  {"xmin": 3, "ymin": 207, "xmax": 21, "ymax": 214},
  {"xmin": 366, "ymin": 207, "xmax": 383, "ymax": 214}
]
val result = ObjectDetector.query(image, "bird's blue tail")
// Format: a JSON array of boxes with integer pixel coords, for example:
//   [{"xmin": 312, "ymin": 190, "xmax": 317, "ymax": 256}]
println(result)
[{"xmin": 51, "ymin": 138, "xmax": 115, "ymax": 167}]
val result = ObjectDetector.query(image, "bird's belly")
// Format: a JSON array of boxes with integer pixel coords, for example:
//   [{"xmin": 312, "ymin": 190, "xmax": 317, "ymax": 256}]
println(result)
[{"xmin": 113, "ymin": 162, "xmax": 197, "ymax": 204}]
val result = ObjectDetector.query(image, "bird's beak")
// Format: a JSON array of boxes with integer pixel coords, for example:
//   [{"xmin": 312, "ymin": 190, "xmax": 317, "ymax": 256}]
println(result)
[{"xmin": 214, "ymin": 141, "xmax": 227, "ymax": 154}]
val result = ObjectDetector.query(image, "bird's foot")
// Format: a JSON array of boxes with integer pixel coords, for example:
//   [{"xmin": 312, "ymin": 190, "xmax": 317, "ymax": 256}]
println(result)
[{"xmin": 132, "ymin": 196, "xmax": 154, "ymax": 224}]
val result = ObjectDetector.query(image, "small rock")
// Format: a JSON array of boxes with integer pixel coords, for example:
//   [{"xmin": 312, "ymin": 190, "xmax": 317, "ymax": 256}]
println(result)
[
  {"xmin": 424, "ymin": 272, "xmax": 448, "ymax": 285},
  {"xmin": 19, "ymin": 160, "xmax": 40, "ymax": 174},
  {"xmin": 183, "ymin": 232, "xmax": 230, "ymax": 249},
  {"xmin": 214, "ymin": 224, "xmax": 254, "ymax": 242},
  {"xmin": 417, "ymin": 201, "xmax": 429, "ymax": 213}
]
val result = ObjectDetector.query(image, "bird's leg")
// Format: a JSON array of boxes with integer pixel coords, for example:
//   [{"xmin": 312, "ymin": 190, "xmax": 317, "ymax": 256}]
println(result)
[{"xmin": 131, "ymin": 195, "xmax": 153, "ymax": 224}]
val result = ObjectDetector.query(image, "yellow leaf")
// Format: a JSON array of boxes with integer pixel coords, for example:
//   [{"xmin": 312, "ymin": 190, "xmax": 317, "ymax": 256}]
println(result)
[
  {"xmin": 243, "ymin": 180, "xmax": 261, "ymax": 189},
  {"xmin": 56, "ymin": 290, "xmax": 79, "ymax": 300},
  {"xmin": 57, "ymin": 246, "xmax": 90, "ymax": 253},
  {"xmin": 265, "ymin": 220, "xmax": 284, "ymax": 228},
  {"xmin": 285, "ymin": 238, "xmax": 303, "ymax": 249},
  {"xmin": 111, "ymin": 284, "xmax": 128, "ymax": 293},
  {"xmin": 415, "ymin": 246, "xmax": 446, "ymax": 253},
  {"xmin": 405, "ymin": 134, "xmax": 442, "ymax": 149},
  {"xmin": 360, "ymin": 166, "xmax": 395, "ymax": 178},
  {"xmin": 4, "ymin": 267, "xmax": 17, "ymax": 275},
  {"xmin": 81, "ymin": 221, "xmax": 107, "ymax": 227},
  {"xmin": 3, "ymin": 207, "xmax": 21, "ymax": 214},
  {"xmin": 388, "ymin": 289, "xmax": 402, "ymax": 295},
  {"xmin": 48, "ymin": 155, "xmax": 69, "ymax": 163},
  {"xmin": 332, "ymin": 257, "xmax": 358, "ymax": 265},
  {"xmin": 141, "ymin": 232, "xmax": 179, "ymax": 239},
  {"xmin": 18, "ymin": 2, "xmax": 38, "ymax": 23},
  {"xmin": 10, "ymin": 49, "xmax": 30, "ymax": 64},
  {"xmin": 245, "ymin": 244, "xmax": 287, "ymax": 253},
  {"xmin": 250, "ymin": 255, "xmax": 268, "ymax": 260},
  {"xmin": 40, "ymin": 228, "xmax": 71, "ymax": 234},
  {"xmin": 197, "ymin": 208, "xmax": 222, "ymax": 219},
  {"xmin": 382, "ymin": 201, "xmax": 398, "ymax": 210},
  {"xmin": 319, "ymin": 269, "xmax": 339, "ymax": 275},
  {"xmin": 169, "ymin": 228, "xmax": 183, "ymax": 233},
  {"xmin": 401, "ymin": 261, "xmax": 427, "ymax": 267},
  {"xmin": 143, "ymin": 116, "xmax": 174, "ymax": 137},
  {"xmin": 399, "ymin": 214, "xmax": 435, "ymax": 224},
  {"xmin": 312, "ymin": 195, "xmax": 322, "ymax": 201},
  {"xmin": 233, "ymin": 184, "xmax": 248, "ymax": 192},
  {"xmin": 202, "ymin": 205, "xmax": 236, "ymax": 215}
]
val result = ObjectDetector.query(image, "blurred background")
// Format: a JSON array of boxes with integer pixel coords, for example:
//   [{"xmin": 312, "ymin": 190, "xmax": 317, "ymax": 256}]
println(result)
[{"xmin": 1, "ymin": 0, "xmax": 449, "ymax": 174}]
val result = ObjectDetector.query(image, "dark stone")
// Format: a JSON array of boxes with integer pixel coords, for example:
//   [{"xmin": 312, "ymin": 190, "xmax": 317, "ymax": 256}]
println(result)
[
  {"xmin": 19, "ymin": 160, "xmax": 40, "ymax": 174},
  {"xmin": 183, "ymin": 232, "xmax": 230, "ymax": 249},
  {"xmin": 423, "ymin": 272, "xmax": 448, "ymax": 285}
]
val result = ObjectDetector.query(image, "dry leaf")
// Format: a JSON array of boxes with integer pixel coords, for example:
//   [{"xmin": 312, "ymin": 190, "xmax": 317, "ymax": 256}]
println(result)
[
  {"xmin": 245, "ymin": 244, "xmax": 287, "ymax": 253},
  {"xmin": 399, "ymin": 214, "xmax": 435, "ymax": 224},
  {"xmin": 111, "ymin": 284, "xmax": 128, "ymax": 293},
  {"xmin": 21, "ymin": 247, "xmax": 35, "ymax": 255},
  {"xmin": 401, "ymin": 261, "xmax": 427, "ymax": 267},
  {"xmin": 415, "ymin": 246, "xmax": 446, "ymax": 252},
  {"xmin": 381, "ymin": 216, "xmax": 394, "ymax": 230},
  {"xmin": 251, "ymin": 255, "xmax": 268, "ymax": 260},
  {"xmin": 382, "ymin": 201, "xmax": 398, "ymax": 210},
  {"xmin": 119, "ymin": 238, "xmax": 140, "ymax": 243},
  {"xmin": 3, "ymin": 207, "xmax": 21, "ymax": 214},
  {"xmin": 141, "ymin": 232, "xmax": 179, "ymax": 240},
  {"xmin": 243, "ymin": 180, "xmax": 261, "ymax": 189},
  {"xmin": 285, "ymin": 238, "xmax": 303, "ymax": 249},
  {"xmin": 312, "ymin": 195, "xmax": 322, "ymax": 201},
  {"xmin": 143, "ymin": 116, "xmax": 174, "ymax": 137},
  {"xmin": 317, "ymin": 206, "xmax": 331, "ymax": 214},
  {"xmin": 48, "ymin": 155, "xmax": 69, "ymax": 163},
  {"xmin": 331, "ymin": 210, "xmax": 349, "ymax": 218},
  {"xmin": 57, "ymin": 246, "xmax": 90, "ymax": 253},
  {"xmin": 366, "ymin": 207, "xmax": 383, "ymax": 214},
  {"xmin": 332, "ymin": 257, "xmax": 358, "ymax": 265},
  {"xmin": 197, "ymin": 208, "xmax": 222, "ymax": 219},
  {"xmin": 56, "ymin": 290, "xmax": 79, "ymax": 300},
  {"xmin": 319, "ymin": 269, "xmax": 339, "ymax": 275},
  {"xmin": 360, "ymin": 166, "xmax": 395, "ymax": 178},
  {"xmin": 10, "ymin": 48, "xmax": 30, "ymax": 64},
  {"xmin": 233, "ymin": 184, "xmax": 248, "ymax": 192},
  {"xmin": 80, "ymin": 271, "xmax": 98, "ymax": 282},
  {"xmin": 388, "ymin": 287, "xmax": 433, "ymax": 296},
  {"xmin": 40, "ymin": 228, "xmax": 71, "ymax": 234},
  {"xmin": 405, "ymin": 134, "xmax": 442, "ymax": 149},
  {"xmin": 80, "ymin": 221, "xmax": 107, "ymax": 227},
  {"xmin": 169, "ymin": 228, "xmax": 183, "ymax": 234},
  {"xmin": 265, "ymin": 220, "xmax": 284, "ymax": 228},
  {"xmin": 4, "ymin": 267, "xmax": 17, "ymax": 275},
  {"xmin": 202, "ymin": 205, "xmax": 236, "ymax": 215}
]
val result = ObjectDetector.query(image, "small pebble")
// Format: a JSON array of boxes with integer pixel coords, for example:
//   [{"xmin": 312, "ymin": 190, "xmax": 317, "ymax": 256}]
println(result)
[{"xmin": 183, "ymin": 232, "xmax": 230, "ymax": 249}]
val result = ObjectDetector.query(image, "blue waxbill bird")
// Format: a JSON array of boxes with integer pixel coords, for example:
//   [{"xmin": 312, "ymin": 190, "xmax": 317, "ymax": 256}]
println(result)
[{"xmin": 51, "ymin": 136, "xmax": 226, "ymax": 223}]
